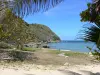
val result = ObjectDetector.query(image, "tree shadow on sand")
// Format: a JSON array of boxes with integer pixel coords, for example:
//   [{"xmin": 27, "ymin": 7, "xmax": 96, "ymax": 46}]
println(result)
[{"xmin": 58, "ymin": 69, "xmax": 100, "ymax": 75}]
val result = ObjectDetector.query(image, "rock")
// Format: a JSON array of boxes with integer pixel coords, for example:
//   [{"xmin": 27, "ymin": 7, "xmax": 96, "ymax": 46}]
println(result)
[
  {"xmin": 88, "ymin": 52, "xmax": 93, "ymax": 57},
  {"xmin": 43, "ymin": 45, "xmax": 50, "ymax": 48},
  {"xmin": 65, "ymin": 56, "xmax": 69, "ymax": 58},
  {"xmin": 64, "ymin": 62, "xmax": 70, "ymax": 66}
]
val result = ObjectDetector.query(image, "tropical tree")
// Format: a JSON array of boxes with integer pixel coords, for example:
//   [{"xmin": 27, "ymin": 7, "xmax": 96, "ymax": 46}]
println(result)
[
  {"xmin": 80, "ymin": 2, "xmax": 100, "ymax": 59},
  {"xmin": 0, "ymin": 9, "xmax": 28, "ymax": 49},
  {"xmin": 82, "ymin": 0, "xmax": 100, "ymax": 23},
  {"xmin": 81, "ymin": 24, "xmax": 100, "ymax": 60},
  {"xmin": 80, "ymin": 2, "xmax": 100, "ymax": 42}
]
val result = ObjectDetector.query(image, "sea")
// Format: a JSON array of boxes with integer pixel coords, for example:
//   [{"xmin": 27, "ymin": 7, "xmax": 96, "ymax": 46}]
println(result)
[{"xmin": 48, "ymin": 40, "xmax": 95, "ymax": 53}]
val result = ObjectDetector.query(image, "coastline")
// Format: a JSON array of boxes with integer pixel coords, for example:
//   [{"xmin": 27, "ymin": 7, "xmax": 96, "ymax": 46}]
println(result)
[
  {"xmin": 48, "ymin": 41, "xmax": 94, "ymax": 53},
  {"xmin": 41, "ymin": 48, "xmax": 71, "ymax": 52}
]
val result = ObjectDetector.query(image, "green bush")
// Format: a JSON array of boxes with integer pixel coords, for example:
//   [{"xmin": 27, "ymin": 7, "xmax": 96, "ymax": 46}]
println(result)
[
  {"xmin": 9, "ymin": 50, "xmax": 31, "ymax": 61},
  {"xmin": 0, "ymin": 42, "xmax": 12, "ymax": 49},
  {"xmin": 23, "ymin": 47, "xmax": 36, "ymax": 51}
]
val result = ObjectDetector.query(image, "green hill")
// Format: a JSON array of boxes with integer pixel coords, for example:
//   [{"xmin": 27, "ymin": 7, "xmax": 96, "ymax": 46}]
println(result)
[{"xmin": 29, "ymin": 24, "xmax": 60, "ymax": 42}]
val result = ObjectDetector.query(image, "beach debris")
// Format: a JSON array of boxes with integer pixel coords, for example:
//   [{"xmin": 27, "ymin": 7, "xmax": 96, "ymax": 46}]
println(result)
[
  {"xmin": 64, "ymin": 62, "xmax": 70, "ymax": 66},
  {"xmin": 65, "ymin": 56, "xmax": 69, "ymax": 58},
  {"xmin": 58, "ymin": 53, "xmax": 65, "ymax": 57},
  {"xmin": 58, "ymin": 53, "xmax": 69, "ymax": 58},
  {"xmin": 88, "ymin": 52, "xmax": 93, "ymax": 57}
]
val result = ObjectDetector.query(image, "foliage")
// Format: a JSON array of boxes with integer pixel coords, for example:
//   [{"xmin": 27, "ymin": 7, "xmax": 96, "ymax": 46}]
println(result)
[
  {"xmin": 28, "ymin": 24, "xmax": 61, "ymax": 42},
  {"xmin": 80, "ymin": 3, "xmax": 100, "ymax": 26},
  {"xmin": 80, "ymin": 3, "xmax": 100, "ymax": 60},
  {"xmin": 49, "ymin": 50, "xmax": 87, "ymax": 57},
  {"xmin": 9, "ymin": 50, "xmax": 33, "ymax": 61},
  {"xmin": 49, "ymin": 50, "xmax": 61, "ymax": 54},
  {"xmin": 22, "ymin": 47, "xmax": 36, "ymax": 52},
  {"xmin": 0, "ymin": 24, "xmax": 11, "ymax": 40},
  {"xmin": 92, "ymin": 0, "xmax": 100, "ymax": 14},
  {"xmin": 82, "ymin": 25, "xmax": 100, "ymax": 45},
  {"xmin": 64, "ymin": 51, "xmax": 86, "ymax": 57},
  {"xmin": 0, "ymin": 0, "xmax": 63, "ymax": 17},
  {"xmin": 9, "ymin": 50, "xmax": 24, "ymax": 61},
  {"xmin": 82, "ymin": 25, "xmax": 100, "ymax": 60},
  {"xmin": 12, "ymin": 0, "xmax": 63, "ymax": 17},
  {"xmin": 0, "ymin": 9, "xmax": 31, "ymax": 49},
  {"xmin": 0, "ymin": 9, "xmax": 60, "ymax": 50}
]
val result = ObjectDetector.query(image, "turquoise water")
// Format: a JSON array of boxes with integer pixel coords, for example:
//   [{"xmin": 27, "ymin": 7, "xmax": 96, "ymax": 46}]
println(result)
[{"xmin": 48, "ymin": 41, "xmax": 94, "ymax": 52}]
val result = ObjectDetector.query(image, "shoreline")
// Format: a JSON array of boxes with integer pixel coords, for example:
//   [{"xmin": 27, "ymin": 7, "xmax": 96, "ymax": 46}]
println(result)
[
  {"xmin": 42, "ymin": 48, "xmax": 89, "ymax": 54},
  {"xmin": 42, "ymin": 48, "xmax": 71, "ymax": 52}
]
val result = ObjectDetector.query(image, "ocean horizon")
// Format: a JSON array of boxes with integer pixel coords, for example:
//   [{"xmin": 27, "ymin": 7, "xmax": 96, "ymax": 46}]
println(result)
[{"xmin": 48, "ymin": 40, "xmax": 94, "ymax": 52}]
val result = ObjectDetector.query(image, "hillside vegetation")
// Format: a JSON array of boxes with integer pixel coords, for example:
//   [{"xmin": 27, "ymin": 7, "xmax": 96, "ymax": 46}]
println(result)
[
  {"xmin": 0, "ymin": 9, "xmax": 60, "ymax": 49},
  {"xmin": 29, "ymin": 24, "xmax": 60, "ymax": 42}
]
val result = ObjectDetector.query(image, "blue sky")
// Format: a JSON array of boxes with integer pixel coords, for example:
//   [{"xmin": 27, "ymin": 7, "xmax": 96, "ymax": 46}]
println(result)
[{"xmin": 24, "ymin": 0, "xmax": 91, "ymax": 40}]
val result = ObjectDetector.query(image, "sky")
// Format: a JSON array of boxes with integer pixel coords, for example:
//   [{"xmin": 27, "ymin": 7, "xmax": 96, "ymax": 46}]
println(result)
[{"xmin": 23, "ymin": 0, "xmax": 91, "ymax": 40}]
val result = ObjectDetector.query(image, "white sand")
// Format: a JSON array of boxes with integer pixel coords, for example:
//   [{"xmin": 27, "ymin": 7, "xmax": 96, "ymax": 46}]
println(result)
[{"xmin": 0, "ymin": 64, "xmax": 100, "ymax": 75}]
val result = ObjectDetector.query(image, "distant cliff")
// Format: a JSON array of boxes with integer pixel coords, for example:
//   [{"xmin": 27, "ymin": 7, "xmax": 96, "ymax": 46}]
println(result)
[{"xmin": 29, "ymin": 24, "xmax": 61, "ymax": 42}]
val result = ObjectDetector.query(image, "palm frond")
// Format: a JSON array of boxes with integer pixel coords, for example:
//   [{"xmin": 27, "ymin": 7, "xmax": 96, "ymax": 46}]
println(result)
[
  {"xmin": 82, "ymin": 25, "xmax": 100, "ymax": 46},
  {"xmin": 11, "ymin": 0, "xmax": 63, "ymax": 17}
]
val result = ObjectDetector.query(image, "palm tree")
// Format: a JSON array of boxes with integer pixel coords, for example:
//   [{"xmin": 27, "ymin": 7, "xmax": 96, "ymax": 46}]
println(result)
[
  {"xmin": 0, "ymin": 0, "xmax": 63, "ymax": 23},
  {"xmin": 0, "ymin": 0, "xmax": 63, "ymax": 17},
  {"xmin": 82, "ymin": 24, "xmax": 100, "ymax": 59},
  {"xmin": 83, "ymin": 25, "xmax": 100, "ymax": 45}
]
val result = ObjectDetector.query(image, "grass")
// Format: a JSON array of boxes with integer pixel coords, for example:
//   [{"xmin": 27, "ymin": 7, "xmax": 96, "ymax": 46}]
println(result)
[
  {"xmin": 17, "ymin": 47, "xmax": 88, "ymax": 58},
  {"xmin": 49, "ymin": 49, "xmax": 88, "ymax": 57},
  {"xmin": 49, "ymin": 50, "xmax": 61, "ymax": 54},
  {"xmin": 23, "ymin": 47, "xmax": 40, "ymax": 52},
  {"xmin": 64, "ymin": 51, "xmax": 87, "ymax": 56}
]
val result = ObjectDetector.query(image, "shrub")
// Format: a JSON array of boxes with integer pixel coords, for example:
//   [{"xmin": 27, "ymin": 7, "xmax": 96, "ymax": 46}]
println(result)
[
  {"xmin": 9, "ymin": 51, "xmax": 24, "ymax": 61},
  {"xmin": 9, "ymin": 50, "xmax": 34, "ymax": 61},
  {"xmin": 0, "ymin": 42, "xmax": 12, "ymax": 49}
]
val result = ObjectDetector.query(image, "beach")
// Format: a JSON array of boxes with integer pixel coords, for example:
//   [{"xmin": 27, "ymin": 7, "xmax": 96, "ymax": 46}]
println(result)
[
  {"xmin": 0, "ymin": 48, "xmax": 100, "ymax": 75},
  {"xmin": 0, "ymin": 62, "xmax": 100, "ymax": 75}
]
